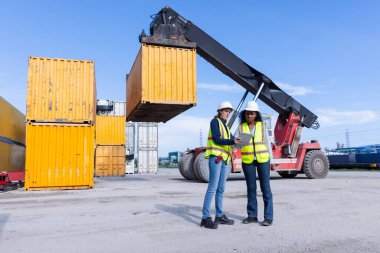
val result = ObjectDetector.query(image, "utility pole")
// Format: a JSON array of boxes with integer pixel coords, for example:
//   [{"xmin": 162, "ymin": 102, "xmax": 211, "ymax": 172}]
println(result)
[
  {"xmin": 200, "ymin": 129, "xmax": 203, "ymax": 147},
  {"xmin": 345, "ymin": 129, "xmax": 350, "ymax": 148}
]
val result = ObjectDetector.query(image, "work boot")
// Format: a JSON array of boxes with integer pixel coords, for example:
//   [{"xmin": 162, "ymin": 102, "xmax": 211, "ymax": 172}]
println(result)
[
  {"xmin": 200, "ymin": 217, "xmax": 218, "ymax": 229},
  {"xmin": 214, "ymin": 214, "xmax": 234, "ymax": 225},
  {"xmin": 242, "ymin": 217, "xmax": 258, "ymax": 224},
  {"xmin": 262, "ymin": 219, "xmax": 273, "ymax": 226}
]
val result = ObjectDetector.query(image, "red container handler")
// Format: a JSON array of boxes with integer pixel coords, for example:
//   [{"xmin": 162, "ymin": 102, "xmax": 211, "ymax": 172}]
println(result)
[{"xmin": 0, "ymin": 172, "xmax": 10, "ymax": 191}]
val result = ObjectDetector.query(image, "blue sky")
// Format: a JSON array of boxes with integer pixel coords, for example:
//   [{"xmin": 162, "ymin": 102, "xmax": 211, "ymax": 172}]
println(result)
[{"xmin": 1, "ymin": 1, "xmax": 379, "ymax": 156}]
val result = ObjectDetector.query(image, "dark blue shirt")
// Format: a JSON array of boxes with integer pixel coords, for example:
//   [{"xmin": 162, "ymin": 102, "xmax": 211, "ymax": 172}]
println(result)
[{"xmin": 210, "ymin": 117, "xmax": 235, "ymax": 145}]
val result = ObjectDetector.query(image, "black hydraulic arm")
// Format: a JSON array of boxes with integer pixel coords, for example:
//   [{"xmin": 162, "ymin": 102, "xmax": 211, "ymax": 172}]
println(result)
[{"xmin": 148, "ymin": 7, "xmax": 318, "ymax": 128}]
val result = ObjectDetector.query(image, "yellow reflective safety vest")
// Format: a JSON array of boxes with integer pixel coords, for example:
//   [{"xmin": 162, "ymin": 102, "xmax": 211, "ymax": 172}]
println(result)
[
  {"xmin": 239, "ymin": 121, "xmax": 270, "ymax": 164},
  {"xmin": 205, "ymin": 118, "xmax": 232, "ymax": 163}
]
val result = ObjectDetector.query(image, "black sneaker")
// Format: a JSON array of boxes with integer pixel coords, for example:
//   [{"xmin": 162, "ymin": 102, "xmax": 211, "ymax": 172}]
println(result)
[
  {"xmin": 214, "ymin": 214, "xmax": 234, "ymax": 225},
  {"xmin": 200, "ymin": 217, "xmax": 218, "ymax": 229},
  {"xmin": 262, "ymin": 219, "xmax": 273, "ymax": 226},
  {"xmin": 242, "ymin": 217, "xmax": 258, "ymax": 224}
]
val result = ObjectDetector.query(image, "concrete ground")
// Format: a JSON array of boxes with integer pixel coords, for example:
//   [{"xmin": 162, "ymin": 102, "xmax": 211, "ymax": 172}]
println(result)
[{"xmin": 1, "ymin": 169, "xmax": 380, "ymax": 253}]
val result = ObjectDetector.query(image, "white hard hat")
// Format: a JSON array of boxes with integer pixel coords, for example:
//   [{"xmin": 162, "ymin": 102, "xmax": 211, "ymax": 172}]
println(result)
[
  {"xmin": 244, "ymin": 101, "xmax": 259, "ymax": 112},
  {"xmin": 218, "ymin": 101, "xmax": 233, "ymax": 111}
]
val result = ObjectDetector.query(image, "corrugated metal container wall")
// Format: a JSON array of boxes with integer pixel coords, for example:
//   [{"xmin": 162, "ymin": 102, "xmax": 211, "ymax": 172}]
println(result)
[
  {"xmin": 107, "ymin": 101, "xmax": 125, "ymax": 116},
  {"xmin": 25, "ymin": 124, "xmax": 94, "ymax": 190},
  {"xmin": 0, "ymin": 96, "xmax": 26, "ymax": 144},
  {"xmin": 26, "ymin": 57, "xmax": 96, "ymax": 123},
  {"xmin": 126, "ymin": 122, "xmax": 136, "ymax": 152},
  {"xmin": 137, "ymin": 149, "xmax": 158, "ymax": 173},
  {"xmin": 97, "ymin": 101, "xmax": 126, "ymax": 116},
  {"xmin": 126, "ymin": 44, "xmax": 196, "ymax": 122},
  {"xmin": 113, "ymin": 102, "xmax": 126, "ymax": 116},
  {"xmin": 0, "ymin": 142, "xmax": 25, "ymax": 172},
  {"xmin": 96, "ymin": 116, "xmax": 125, "ymax": 145},
  {"xmin": 95, "ymin": 146, "xmax": 126, "ymax": 177},
  {"xmin": 137, "ymin": 122, "xmax": 158, "ymax": 149},
  {"xmin": 96, "ymin": 101, "xmax": 126, "ymax": 116}
]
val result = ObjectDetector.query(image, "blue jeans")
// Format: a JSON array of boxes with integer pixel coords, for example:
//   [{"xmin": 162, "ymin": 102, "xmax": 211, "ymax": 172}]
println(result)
[
  {"xmin": 242, "ymin": 160, "xmax": 273, "ymax": 220},
  {"xmin": 202, "ymin": 155, "xmax": 230, "ymax": 219}
]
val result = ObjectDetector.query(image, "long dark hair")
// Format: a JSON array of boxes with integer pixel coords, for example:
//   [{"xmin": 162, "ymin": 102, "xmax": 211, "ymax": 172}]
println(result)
[{"xmin": 239, "ymin": 110, "xmax": 263, "ymax": 124}]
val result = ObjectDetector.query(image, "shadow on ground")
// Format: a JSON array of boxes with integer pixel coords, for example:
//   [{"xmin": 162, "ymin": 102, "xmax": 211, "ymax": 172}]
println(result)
[
  {"xmin": 155, "ymin": 203, "xmax": 245, "ymax": 225},
  {"xmin": 0, "ymin": 213, "xmax": 10, "ymax": 239}
]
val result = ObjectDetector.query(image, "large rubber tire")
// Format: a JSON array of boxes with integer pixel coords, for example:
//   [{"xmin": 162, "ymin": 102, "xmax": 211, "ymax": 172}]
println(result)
[
  {"xmin": 194, "ymin": 152, "xmax": 209, "ymax": 183},
  {"xmin": 192, "ymin": 154, "xmax": 203, "ymax": 181},
  {"xmin": 277, "ymin": 171, "xmax": 298, "ymax": 178},
  {"xmin": 194, "ymin": 153, "xmax": 232, "ymax": 183},
  {"xmin": 302, "ymin": 150, "xmax": 329, "ymax": 179},
  {"xmin": 178, "ymin": 154, "xmax": 187, "ymax": 179},
  {"xmin": 179, "ymin": 152, "xmax": 197, "ymax": 180}
]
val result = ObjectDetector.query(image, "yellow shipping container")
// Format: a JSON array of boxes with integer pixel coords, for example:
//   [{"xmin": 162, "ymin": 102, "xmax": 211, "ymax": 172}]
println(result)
[
  {"xmin": 25, "ymin": 123, "xmax": 94, "ymax": 190},
  {"xmin": 0, "ymin": 96, "xmax": 26, "ymax": 144},
  {"xmin": 126, "ymin": 43, "xmax": 196, "ymax": 122},
  {"xmin": 95, "ymin": 146, "xmax": 126, "ymax": 177},
  {"xmin": 96, "ymin": 116, "xmax": 125, "ymax": 145},
  {"xmin": 0, "ymin": 141, "xmax": 25, "ymax": 173},
  {"xmin": 26, "ymin": 57, "xmax": 96, "ymax": 123}
]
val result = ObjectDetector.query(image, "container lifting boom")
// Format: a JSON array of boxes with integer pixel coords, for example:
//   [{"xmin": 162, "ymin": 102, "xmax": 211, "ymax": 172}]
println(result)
[
  {"xmin": 146, "ymin": 7, "xmax": 319, "ymax": 129},
  {"xmin": 142, "ymin": 6, "xmax": 329, "ymax": 179}
]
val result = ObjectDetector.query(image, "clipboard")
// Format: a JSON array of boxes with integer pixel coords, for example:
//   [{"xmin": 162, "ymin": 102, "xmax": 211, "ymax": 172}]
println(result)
[{"xmin": 234, "ymin": 132, "xmax": 252, "ymax": 149}]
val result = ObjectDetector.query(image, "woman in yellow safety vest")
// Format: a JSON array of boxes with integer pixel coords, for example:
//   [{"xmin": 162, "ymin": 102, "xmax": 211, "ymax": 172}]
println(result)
[
  {"xmin": 237, "ymin": 101, "xmax": 274, "ymax": 226},
  {"xmin": 200, "ymin": 101, "xmax": 241, "ymax": 229}
]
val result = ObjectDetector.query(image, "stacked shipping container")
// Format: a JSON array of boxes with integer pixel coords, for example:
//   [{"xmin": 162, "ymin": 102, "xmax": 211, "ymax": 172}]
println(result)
[
  {"xmin": 95, "ymin": 114, "xmax": 126, "ymax": 177},
  {"xmin": 0, "ymin": 96, "xmax": 26, "ymax": 181},
  {"xmin": 125, "ymin": 122, "xmax": 136, "ymax": 174},
  {"xmin": 124, "ymin": 122, "xmax": 159, "ymax": 174},
  {"xmin": 137, "ymin": 122, "xmax": 158, "ymax": 173},
  {"xmin": 95, "ymin": 100, "xmax": 159, "ymax": 174},
  {"xmin": 25, "ymin": 57, "xmax": 96, "ymax": 190},
  {"xmin": 95, "ymin": 116, "xmax": 125, "ymax": 145}
]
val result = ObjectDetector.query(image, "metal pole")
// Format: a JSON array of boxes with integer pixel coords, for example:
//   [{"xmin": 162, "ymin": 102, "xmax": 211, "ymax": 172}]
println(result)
[
  {"xmin": 227, "ymin": 82, "xmax": 265, "ymax": 128},
  {"xmin": 227, "ymin": 90, "xmax": 249, "ymax": 128},
  {"xmin": 253, "ymin": 82, "xmax": 265, "ymax": 102}
]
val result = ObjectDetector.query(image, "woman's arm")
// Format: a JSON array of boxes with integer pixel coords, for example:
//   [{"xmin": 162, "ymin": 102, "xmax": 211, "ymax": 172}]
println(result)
[{"xmin": 210, "ymin": 119, "xmax": 235, "ymax": 145}]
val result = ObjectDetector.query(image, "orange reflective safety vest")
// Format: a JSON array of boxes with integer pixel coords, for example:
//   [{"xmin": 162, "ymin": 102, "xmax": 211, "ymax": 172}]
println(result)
[
  {"xmin": 205, "ymin": 118, "xmax": 232, "ymax": 163},
  {"xmin": 239, "ymin": 121, "xmax": 270, "ymax": 164}
]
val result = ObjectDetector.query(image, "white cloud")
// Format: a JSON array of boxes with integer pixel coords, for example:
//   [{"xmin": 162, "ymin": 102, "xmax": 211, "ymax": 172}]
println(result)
[
  {"xmin": 315, "ymin": 109, "xmax": 379, "ymax": 127},
  {"xmin": 158, "ymin": 115, "xmax": 211, "ymax": 156},
  {"xmin": 198, "ymin": 82, "xmax": 239, "ymax": 92},
  {"xmin": 275, "ymin": 81, "xmax": 316, "ymax": 96}
]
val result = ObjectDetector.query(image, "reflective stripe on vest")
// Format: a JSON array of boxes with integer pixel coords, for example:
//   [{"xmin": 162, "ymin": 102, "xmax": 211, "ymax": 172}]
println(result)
[
  {"xmin": 240, "ymin": 122, "xmax": 270, "ymax": 164},
  {"xmin": 205, "ymin": 118, "xmax": 232, "ymax": 162}
]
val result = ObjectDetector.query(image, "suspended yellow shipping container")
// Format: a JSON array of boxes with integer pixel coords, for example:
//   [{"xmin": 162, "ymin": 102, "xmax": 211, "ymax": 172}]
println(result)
[
  {"xmin": 25, "ymin": 123, "xmax": 95, "ymax": 190},
  {"xmin": 95, "ymin": 116, "xmax": 125, "ymax": 145},
  {"xmin": 126, "ymin": 43, "xmax": 196, "ymax": 122},
  {"xmin": 0, "ymin": 96, "xmax": 26, "ymax": 144},
  {"xmin": 0, "ymin": 141, "xmax": 25, "ymax": 173},
  {"xmin": 26, "ymin": 57, "xmax": 96, "ymax": 123},
  {"xmin": 95, "ymin": 146, "xmax": 126, "ymax": 177}
]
